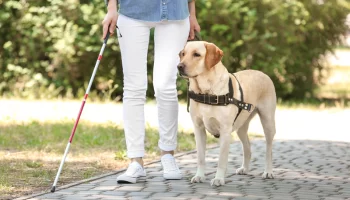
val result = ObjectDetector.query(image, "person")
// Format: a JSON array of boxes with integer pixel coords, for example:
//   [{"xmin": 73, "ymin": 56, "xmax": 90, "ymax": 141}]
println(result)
[{"xmin": 102, "ymin": 0, "xmax": 201, "ymax": 183}]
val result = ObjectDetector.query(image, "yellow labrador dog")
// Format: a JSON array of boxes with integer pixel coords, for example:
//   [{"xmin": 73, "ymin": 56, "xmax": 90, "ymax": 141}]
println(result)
[{"xmin": 177, "ymin": 41, "xmax": 276, "ymax": 186}]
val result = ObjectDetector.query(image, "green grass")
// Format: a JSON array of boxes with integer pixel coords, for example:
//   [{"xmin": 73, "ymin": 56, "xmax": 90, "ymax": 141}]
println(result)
[
  {"xmin": 0, "ymin": 119, "xmax": 219, "ymax": 154},
  {"xmin": 0, "ymin": 120, "xmax": 125, "ymax": 152}
]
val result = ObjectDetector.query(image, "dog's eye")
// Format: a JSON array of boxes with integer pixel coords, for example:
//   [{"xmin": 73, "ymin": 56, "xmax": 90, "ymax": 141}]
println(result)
[
  {"xmin": 179, "ymin": 51, "xmax": 185, "ymax": 57},
  {"xmin": 193, "ymin": 53, "xmax": 201, "ymax": 57}
]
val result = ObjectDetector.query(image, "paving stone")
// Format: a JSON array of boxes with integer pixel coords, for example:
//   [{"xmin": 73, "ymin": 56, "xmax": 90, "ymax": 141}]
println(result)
[
  {"xmin": 177, "ymin": 193, "xmax": 205, "ymax": 199},
  {"xmin": 142, "ymin": 187, "xmax": 168, "ymax": 192},
  {"xmin": 90, "ymin": 186, "xmax": 117, "ymax": 191},
  {"xmin": 269, "ymin": 196, "xmax": 295, "ymax": 200},
  {"xmin": 127, "ymin": 192, "xmax": 153, "ymax": 197},
  {"xmin": 128, "ymin": 197, "xmax": 151, "ymax": 200},
  {"xmin": 61, "ymin": 195, "xmax": 92, "ymax": 200},
  {"xmin": 116, "ymin": 185, "xmax": 144, "ymax": 192},
  {"xmin": 149, "ymin": 198, "xmax": 187, "ymax": 200},
  {"xmin": 68, "ymin": 185, "xmax": 95, "ymax": 191},
  {"xmin": 218, "ymin": 191, "xmax": 244, "ymax": 197},
  {"xmin": 52, "ymin": 190, "xmax": 76, "ymax": 195},
  {"xmin": 194, "ymin": 189, "xmax": 219, "ymax": 196},
  {"xmin": 99, "ymin": 191, "xmax": 128, "ymax": 196},
  {"xmin": 36, "ymin": 199, "xmax": 61, "ymax": 200},
  {"xmin": 71, "ymin": 190, "xmax": 101, "ymax": 195},
  {"xmin": 150, "ymin": 192, "xmax": 180, "ymax": 197},
  {"xmin": 89, "ymin": 194, "xmax": 127, "ymax": 200},
  {"xmin": 33, "ymin": 194, "xmax": 63, "ymax": 199},
  {"xmin": 16, "ymin": 140, "xmax": 350, "ymax": 200},
  {"xmin": 91, "ymin": 195, "xmax": 127, "ymax": 200},
  {"xmin": 324, "ymin": 197, "xmax": 347, "ymax": 200},
  {"xmin": 201, "ymin": 195, "xmax": 231, "ymax": 200}
]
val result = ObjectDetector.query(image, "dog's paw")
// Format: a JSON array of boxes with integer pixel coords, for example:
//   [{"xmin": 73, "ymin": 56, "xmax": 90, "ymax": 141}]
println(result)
[
  {"xmin": 210, "ymin": 178, "xmax": 225, "ymax": 187},
  {"xmin": 191, "ymin": 175, "xmax": 206, "ymax": 183},
  {"xmin": 262, "ymin": 171, "xmax": 275, "ymax": 179},
  {"xmin": 236, "ymin": 167, "xmax": 249, "ymax": 175}
]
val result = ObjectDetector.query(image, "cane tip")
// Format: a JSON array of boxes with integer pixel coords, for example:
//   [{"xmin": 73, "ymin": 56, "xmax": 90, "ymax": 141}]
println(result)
[{"xmin": 50, "ymin": 186, "xmax": 56, "ymax": 193}]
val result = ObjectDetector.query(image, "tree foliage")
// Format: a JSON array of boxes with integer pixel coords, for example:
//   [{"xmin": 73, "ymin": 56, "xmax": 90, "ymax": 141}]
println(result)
[{"xmin": 0, "ymin": 0, "xmax": 349, "ymax": 100}]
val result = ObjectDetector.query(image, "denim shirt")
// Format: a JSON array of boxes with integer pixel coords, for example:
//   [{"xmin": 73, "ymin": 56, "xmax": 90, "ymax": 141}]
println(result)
[{"xmin": 119, "ymin": 0, "xmax": 191, "ymax": 22}]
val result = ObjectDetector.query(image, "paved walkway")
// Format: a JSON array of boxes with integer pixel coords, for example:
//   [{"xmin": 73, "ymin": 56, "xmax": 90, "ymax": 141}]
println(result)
[{"xmin": 17, "ymin": 140, "xmax": 350, "ymax": 200}]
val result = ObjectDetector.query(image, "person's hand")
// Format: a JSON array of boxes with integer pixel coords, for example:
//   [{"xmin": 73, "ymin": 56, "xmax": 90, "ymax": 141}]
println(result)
[
  {"xmin": 102, "ymin": 11, "xmax": 118, "ymax": 39},
  {"xmin": 189, "ymin": 15, "xmax": 201, "ymax": 40}
]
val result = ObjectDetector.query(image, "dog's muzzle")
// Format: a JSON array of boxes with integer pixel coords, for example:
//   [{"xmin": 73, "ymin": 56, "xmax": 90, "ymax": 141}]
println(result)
[
  {"xmin": 177, "ymin": 63, "xmax": 185, "ymax": 73},
  {"xmin": 177, "ymin": 63, "xmax": 188, "ymax": 77},
  {"xmin": 177, "ymin": 63, "xmax": 198, "ymax": 78}
]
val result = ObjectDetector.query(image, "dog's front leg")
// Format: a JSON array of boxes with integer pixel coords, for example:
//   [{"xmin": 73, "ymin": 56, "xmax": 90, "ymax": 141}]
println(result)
[
  {"xmin": 191, "ymin": 123, "xmax": 207, "ymax": 183},
  {"xmin": 211, "ymin": 131, "xmax": 231, "ymax": 187}
]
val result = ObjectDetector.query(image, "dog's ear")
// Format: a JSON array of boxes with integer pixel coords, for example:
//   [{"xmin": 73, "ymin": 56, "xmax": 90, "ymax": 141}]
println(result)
[{"xmin": 204, "ymin": 43, "xmax": 223, "ymax": 69}]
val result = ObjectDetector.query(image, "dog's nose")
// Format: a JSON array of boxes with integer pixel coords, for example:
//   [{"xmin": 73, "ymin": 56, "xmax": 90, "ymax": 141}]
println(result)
[{"xmin": 177, "ymin": 63, "xmax": 185, "ymax": 71}]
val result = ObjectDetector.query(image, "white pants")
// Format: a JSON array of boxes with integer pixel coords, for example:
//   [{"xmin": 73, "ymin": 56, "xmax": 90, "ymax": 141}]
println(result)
[{"xmin": 117, "ymin": 15, "xmax": 190, "ymax": 158}]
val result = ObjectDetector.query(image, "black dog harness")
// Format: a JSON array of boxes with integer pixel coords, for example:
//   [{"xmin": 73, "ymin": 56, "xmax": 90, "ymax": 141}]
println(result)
[{"xmin": 187, "ymin": 74, "xmax": 253, "ymax": 122}]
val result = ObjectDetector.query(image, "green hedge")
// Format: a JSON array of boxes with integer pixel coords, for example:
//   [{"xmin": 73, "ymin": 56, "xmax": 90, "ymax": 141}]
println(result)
[{"xmin": 0, "ymin": 0, "xmax": 349, "ymax": 100}]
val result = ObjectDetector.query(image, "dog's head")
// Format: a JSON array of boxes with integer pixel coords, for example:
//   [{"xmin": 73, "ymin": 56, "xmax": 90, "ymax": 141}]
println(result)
[{"xmin": 177, "ymin": 41, "xmax": 224, "ymax": 78}]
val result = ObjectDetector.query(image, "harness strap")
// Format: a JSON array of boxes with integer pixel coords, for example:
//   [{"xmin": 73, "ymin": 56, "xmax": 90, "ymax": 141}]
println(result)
[
  {"xmin": 187, "ymin": 81, "xmax": 190, "ymax": 112},
  {"xmin": 232, "ymin": 74, "xmax": 243, "ymax": 122},
  {"xmin": 188, "ymin": 92, "xmax": 230, "ymax": 106},
  {"xmin": 187, "ymin": 75, "xmax": 253, "ymax": 113}
]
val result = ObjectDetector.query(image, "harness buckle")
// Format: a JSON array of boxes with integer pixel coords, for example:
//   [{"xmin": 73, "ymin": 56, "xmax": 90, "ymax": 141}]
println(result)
[
  {"xmin": 214, "ymin": 95, "xmax": 219, "ymax": 104},
  {"xmin": 208, "ymin": 95, "xmax": 219, "ymax": 105},
  {"xmin": 247, "ymin": 104, "xmax": 254, "ymax": 113}
]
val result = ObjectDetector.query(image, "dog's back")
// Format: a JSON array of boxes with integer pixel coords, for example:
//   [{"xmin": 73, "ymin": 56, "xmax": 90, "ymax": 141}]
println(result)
[{"xmin": 232, "ymin": 70, "xmax": 276, "ymax": 111}]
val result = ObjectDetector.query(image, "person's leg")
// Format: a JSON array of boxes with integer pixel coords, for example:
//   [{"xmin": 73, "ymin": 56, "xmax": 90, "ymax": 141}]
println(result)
[
  {"xmin": 153, "ymin": 18, "xmax": 190, "ymax": 179},
  {"xmin": 153, "ymin": 18, "xmax": 190, "ymax": 154},
  {"xmin": 116, "ymin": 15, "xmax": 152, "ymax": 183}
]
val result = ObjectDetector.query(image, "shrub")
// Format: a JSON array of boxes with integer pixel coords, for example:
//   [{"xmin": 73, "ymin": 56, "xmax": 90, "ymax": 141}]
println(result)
[
  {"xmin": 192, "ymin": 0, "xmax": 350, "ymax": 99},
  {"xmin": 0, "ymin": 0, "xmax": 349, "ymax": 100}
]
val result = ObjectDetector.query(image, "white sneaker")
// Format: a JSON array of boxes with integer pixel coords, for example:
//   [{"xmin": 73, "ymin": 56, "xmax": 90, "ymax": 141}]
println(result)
[
  {"xmin": 116, "ymin": 161, "xmax": 146, "ymax": 183},
  {"xmin": 161, "ymin": 154, "xmax": 182, "ymax": 180}
]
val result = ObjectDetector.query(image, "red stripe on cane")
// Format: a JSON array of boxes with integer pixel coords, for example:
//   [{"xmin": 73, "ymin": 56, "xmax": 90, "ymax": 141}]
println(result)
[
  {"xmin": 98, "ymin": 55, "xmax": 102, "ymax": 60},
  {"xmin": 68, "ymin": 94, "xmax": 89, "ymax": 143},
  {"xmin": 69, "ymin": 100, "xmax": 86, "ymax": 143}
]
